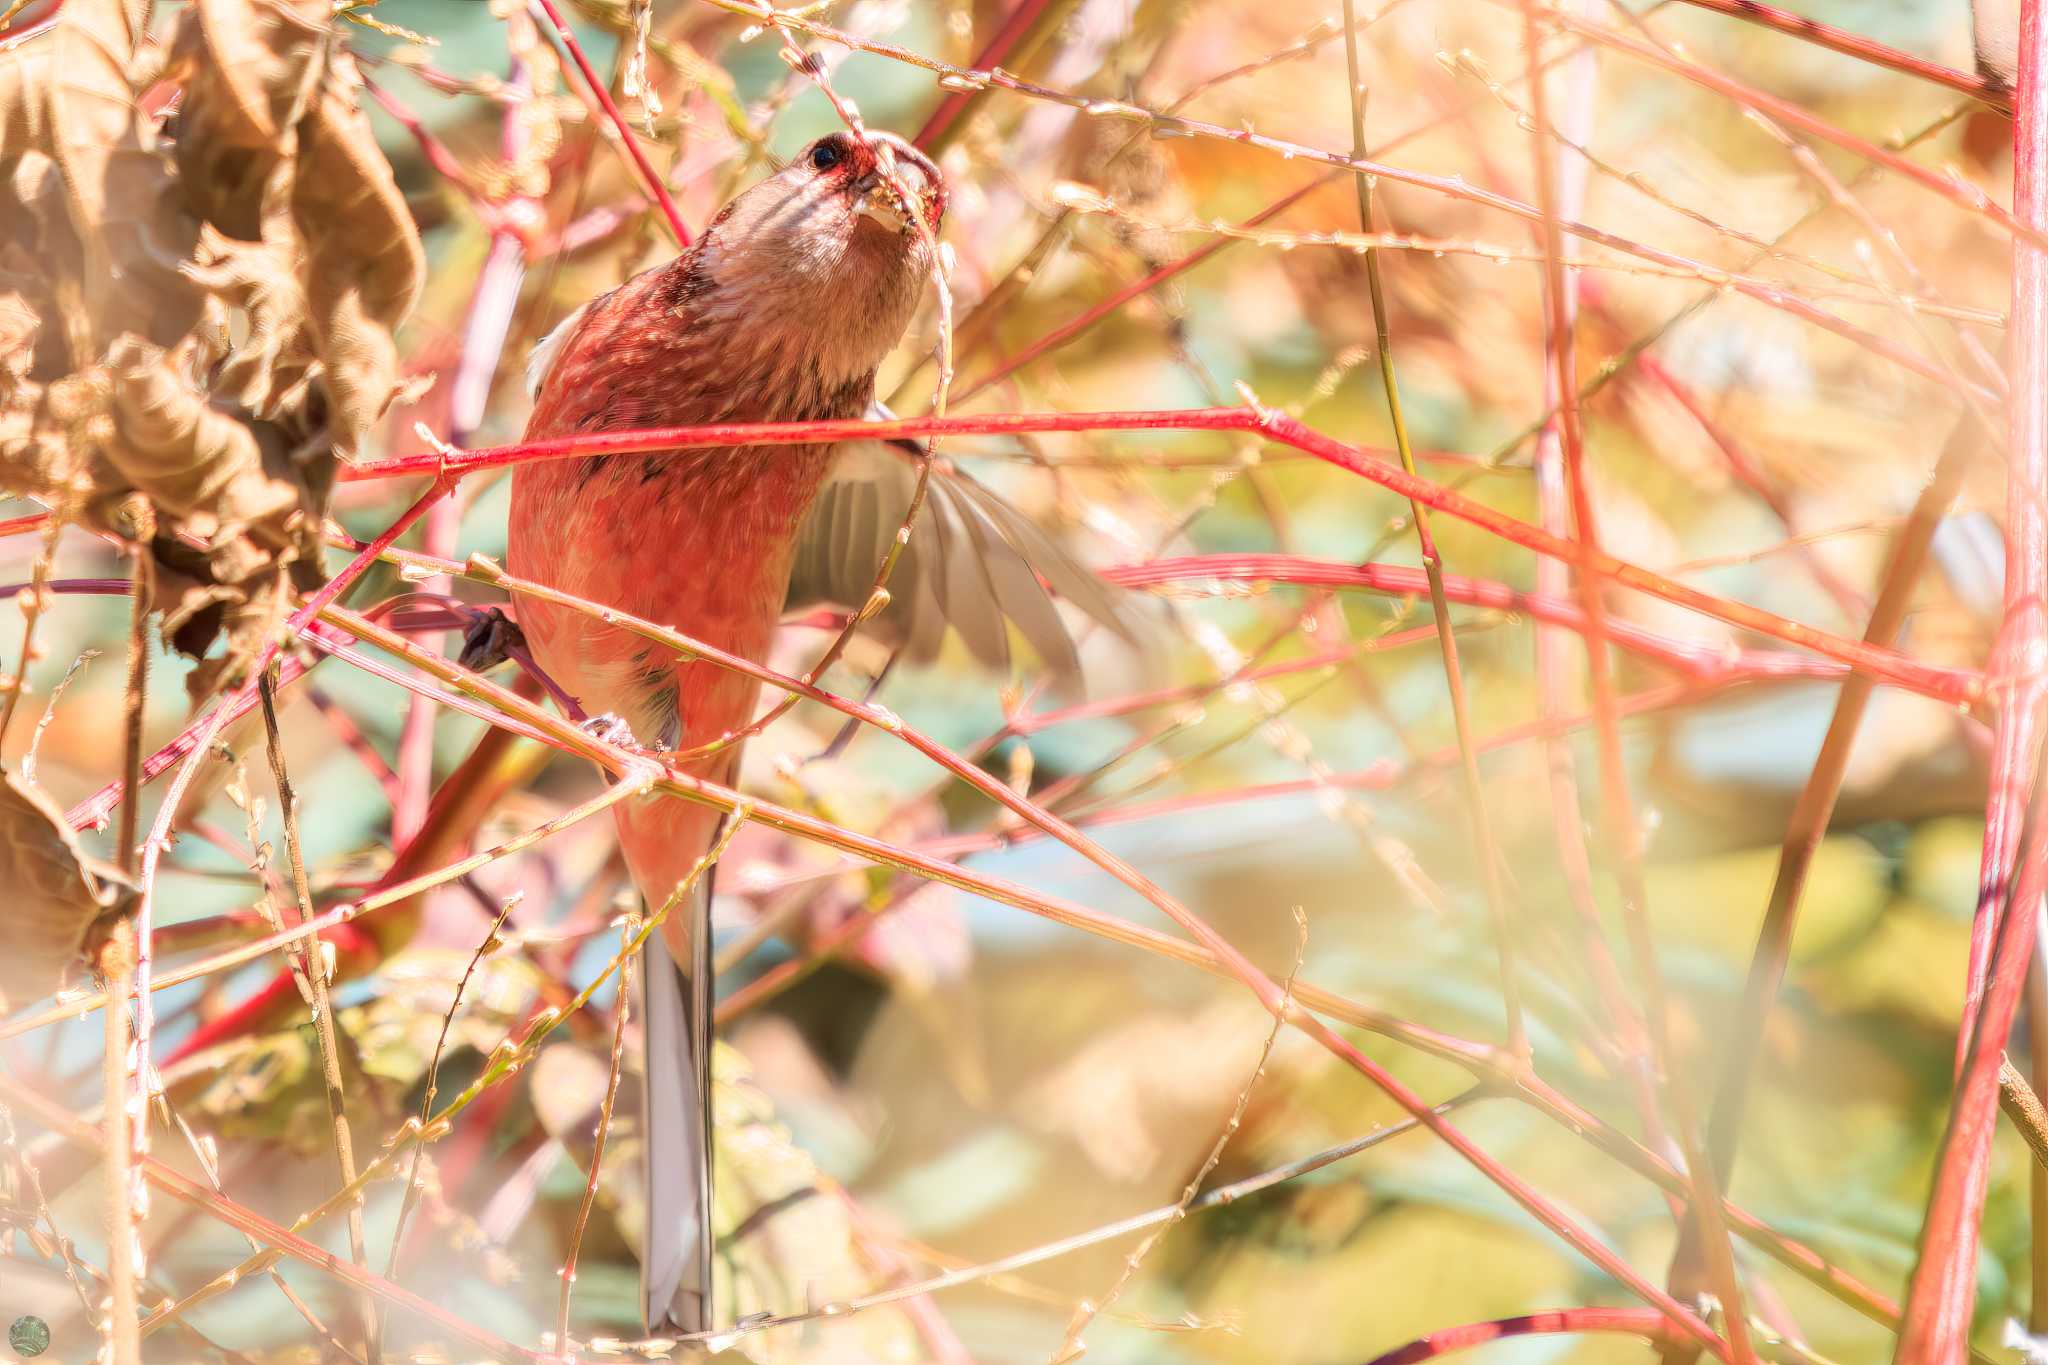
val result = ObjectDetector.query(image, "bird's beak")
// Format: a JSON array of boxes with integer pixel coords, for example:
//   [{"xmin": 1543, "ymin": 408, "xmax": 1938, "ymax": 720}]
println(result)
[{"xmin": 850, "ymin": 170, "xmax": 913, "ymax": 233}]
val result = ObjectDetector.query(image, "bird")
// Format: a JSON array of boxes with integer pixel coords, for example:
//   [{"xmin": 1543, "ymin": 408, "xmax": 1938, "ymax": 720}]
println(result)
[{"xmin": 506, "ymin": 128, "xmax": 1131, "ymax": 1334}]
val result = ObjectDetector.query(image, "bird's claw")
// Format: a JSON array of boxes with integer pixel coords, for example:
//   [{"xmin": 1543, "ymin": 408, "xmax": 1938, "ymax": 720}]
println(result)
[
  {"xmin": 578, "ymin": 712, "xmax": 639, "ymax": 748},
  {"xmin": 457, "ymin": 606, "xmax": 528, "ymax": 673}
]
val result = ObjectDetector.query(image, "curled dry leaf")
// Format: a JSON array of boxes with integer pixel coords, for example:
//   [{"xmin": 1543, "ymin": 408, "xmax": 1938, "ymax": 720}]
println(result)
[
  {"xmin": 102, "ymin": 333, "xmax": 301, "ymax": 526},
  {"xmin": 182, "ymin": 225, "xmax": 312, "ymax": 417},
  {"xmin": 172, "ymin": 0, "xmax": 423, "ymax": 460},
  {"xmin": 0, "ymin": 770, "xmax": 129, "ymax": 1014},
  {"xmin": 0, "ymin": 0, "xmax": 425, "ymax": 697},
  {"xmin": 46, "ymin": 0, "xmax": 202, "ymax": 349},
  {"xmin": 168, "ymin": 0, "xmax": 327, "ymax": 236}
]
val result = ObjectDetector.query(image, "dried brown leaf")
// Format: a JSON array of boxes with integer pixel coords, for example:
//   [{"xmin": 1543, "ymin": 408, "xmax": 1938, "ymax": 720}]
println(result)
[
  {"xmin": 0, "ymin": 369, "xmax": 105, "ymax": 511},
  {"xmin": 102, "ymin": 332, "xmax": 300, "ymax": 526},
  {"xmin": 0, "ymin": 291, "xmax": 35, "ymax": 391},
  {"xmin": 292, "ymin": 48, "xmax": 422, "ymax": 455},
  {"xmin": 0, "ymin": 769, "xmax": 128, "ymax": 1014},
  {"xmin": 45, "ymin": 0, "xmax": 201, "ymax": 347},
  {"xmin": 0, "ymin": 44, "xmax": 52, "ymax": 162},
  {"xmin": 167, "ymin": 0, "xmax": 325, "ymax": 237},
  {"xmin": 170, "ymin": 0, "xmax": 422, "ymax": 457},
  {"xmin": 182, "ymin": 225, "xmax": 313, "ymax": 416}
]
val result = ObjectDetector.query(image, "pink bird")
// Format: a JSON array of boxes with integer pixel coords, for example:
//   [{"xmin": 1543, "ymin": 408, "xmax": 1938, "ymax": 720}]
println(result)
[{"xmin": 507, "ymin": 129, "xmax": 1128, "ymax": 1333}]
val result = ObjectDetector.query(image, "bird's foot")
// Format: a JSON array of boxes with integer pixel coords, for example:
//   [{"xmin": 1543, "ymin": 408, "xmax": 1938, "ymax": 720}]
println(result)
[
  {"xmin": 577, "ymin": 711, "xmax": 640, "ymax": 748},
  {"xmin": 456, "ymin": 606, "xmax": 527, "ymax": 673}
]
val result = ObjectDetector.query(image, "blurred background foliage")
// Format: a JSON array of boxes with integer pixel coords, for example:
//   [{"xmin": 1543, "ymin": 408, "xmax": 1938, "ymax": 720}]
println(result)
[{"xmin": 0, "ymin": 0, "xmax": 2034, "ymax": 1360}]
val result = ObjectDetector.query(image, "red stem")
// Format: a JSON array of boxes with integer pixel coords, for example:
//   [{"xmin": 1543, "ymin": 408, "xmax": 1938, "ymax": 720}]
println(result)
[
  {"xmin": 66, "ymin": 483, "xmax": 449, "ymax": 833},
  {"xmin": 0, "ymin": 511, "xmax": 53, "ymax": 539},
  {"xmin": 527, "ymin": 0, "xmax": 690, "ymax": 247},
  {"xmin": 1669, "ymin": 0, "xmax": 2004, "ymax": 106},
  {"xmin": 1365, "ymin": 1307, "xmax": 1684, "ymax": 1364},
  {"xmin": 912, "ymin": 0, "xmax": 1061, "ymax": 149},
  {"xmin": 340, "ymin": 408, "xmax": 1980, "ymax": 703},
  {"xmin": 365, "ymin": 81, "xmax": 489, "ymax": 205},
  {"xmin": 1532, "ymin": 3, "xmax": 2040, "ymax": 252},
  {"xmin": 1103, "ymin": 554, "xmax": 1853, "ymax": 683},
  {"xmin": 1897, "ymin": 0, "xmax": 2048, "ymax": 1354}
]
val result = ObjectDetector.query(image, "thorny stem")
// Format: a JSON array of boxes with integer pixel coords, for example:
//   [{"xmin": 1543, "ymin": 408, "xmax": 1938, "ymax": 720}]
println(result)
[
  {"xmin": 315, "ymin": 609, "xmax": 1731, "ymax": 1353},
  {"xmin": 1669, "ymin": 0, "xmax": 2005, "ymax": 107},
  {"xmin": 9, "ymin": 0, "xmax": 2025, "ymax": 1349},
  {"xmin": 692, "ymin": 0, "xmax": 2002, "ymax": 397},
  {"xmin": 1341, "ymin": 0, "xmax": 1525, "ymax": 1056},
  {"xmin": 1525, "ymin": 0, "xmax": 2038, "ymax": 251},
  {"xmin": 98, "ymin": 533, "xmax": 152, "ymax": 1365},
  {"xmin": 954, "ymin": 173, "xmax": 1338, "ymax": 403},
  {"xmin": 1522, "ymin": 0, "xmax": 1671, "ymax": 1199},
  {"xmin": 65, "ymin": 477, "xmax": 449, "ymax": 834},
  {"xmin": 258, "ymin": 669, "xmax": 378, "ymax": 1363},
  {"xmin": 913, "ymin": 0, "xmax": 1078, "ymax": 153},
  {"xmin": 60, "ymin": 568, "xmax": 1928, "ymax": 1352},
  {"xmin": 688, "ymin": 1095, "xmax": 1468, "ymax": 1342},
  {"xmin": 136, "ymin": 820, "xmax": 740, "ymax": 1346},
  {"xmin": 97, "ymin": 916, "xmax": 139, "ymax": 1365},
  {"xmin": 1514, "ymin": 0, "xmax": 1754, "ymax": 1354},
  {"xmin": 0, "ymin": 1075, "xmax": 540, "ymax": 1361}
]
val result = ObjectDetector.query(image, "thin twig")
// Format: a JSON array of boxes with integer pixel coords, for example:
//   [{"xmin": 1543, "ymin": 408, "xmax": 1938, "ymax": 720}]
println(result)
[
  {"xmin": 554, "ymin": 919, "xmax": 633, "ymax": 1353},
  {"xmin": 385, "ymin": 896, "xmax": 519, "ymax": 1279},
  {"xmin": 1514, "ymin": 0, "xmax": 1753, "ymax": 1353},
  {"xmin": 1048, "ymin": 907, "xmax": 1306, "ymax": 1363},
  {"xmin": 1340, "ymin": 0, "xmax": 1525, "ymax": 1055},
  {"xmin": 0, "ymin": 513, "xmax": 58, "ymax": 754},
  {"xmin": 258, "ymin": 668, "xmax": 378, "ymax": 1362}
]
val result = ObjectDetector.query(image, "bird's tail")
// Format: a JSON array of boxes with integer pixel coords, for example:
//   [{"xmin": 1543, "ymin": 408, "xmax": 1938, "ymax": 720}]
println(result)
[{"xmin": 638, "ymin": 869, "xmax": 716, "ymax": 1335}]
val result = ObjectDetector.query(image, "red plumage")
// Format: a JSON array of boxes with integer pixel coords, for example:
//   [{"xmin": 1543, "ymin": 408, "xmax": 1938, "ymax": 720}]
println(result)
[{"xmin": 506, "ymin": 128, "xmax": 945, "ymax": 1333}]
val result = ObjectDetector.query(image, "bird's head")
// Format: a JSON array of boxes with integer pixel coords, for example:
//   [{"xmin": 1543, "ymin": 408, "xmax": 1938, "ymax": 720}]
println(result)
[{"xmin": 695, "ymin": 129, "xmax": 946, "ymax": 381}]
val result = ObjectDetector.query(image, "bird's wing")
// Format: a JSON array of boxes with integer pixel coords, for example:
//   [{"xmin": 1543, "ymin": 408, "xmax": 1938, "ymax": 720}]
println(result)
[{"xmin": 786, "ymin": 419, "xmax": 1132, "ymax": 683}]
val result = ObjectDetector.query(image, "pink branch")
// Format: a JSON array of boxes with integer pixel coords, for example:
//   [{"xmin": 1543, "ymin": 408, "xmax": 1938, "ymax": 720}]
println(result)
[
  {"xmin": 528, "ymin": 0, "xmax": 690, "ymax": 247},
  {"xmin": 1670, "ymin": 0, "xmax": 2003, "ymax": 105},
  {"xmin": 1103, "ymin": 555, "xmax": 1853, "ymax": 684},
  {"xmin": 341, "ymin": 407, "xmax": 1977, "ymax": 702},
  {"xmin": 912, "ymin": 0, "xmax": 1061, "ymax": 149},
  {"xmin": 1530, "ymin": 4, "xmax": 2038, "ymax": 250},
  {"xmin": 1897, "ymin": 0, "xmax": 2048, "ymax": 1354},
  {"xmin": 1365, "ymin": 1307, "xmax": 1684, "ymax": 1364}
]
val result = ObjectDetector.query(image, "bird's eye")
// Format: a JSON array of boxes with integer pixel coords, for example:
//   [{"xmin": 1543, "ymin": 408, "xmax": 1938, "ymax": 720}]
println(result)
[{"xmin": 809, "ymin": 140, "xmax": 844, "ymax": 171}]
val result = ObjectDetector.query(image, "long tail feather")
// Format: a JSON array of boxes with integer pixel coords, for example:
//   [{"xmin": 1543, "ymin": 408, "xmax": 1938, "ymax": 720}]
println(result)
[{"xmin": 639, "ymin": 867, "xmax": 716, "ymax": 1334}]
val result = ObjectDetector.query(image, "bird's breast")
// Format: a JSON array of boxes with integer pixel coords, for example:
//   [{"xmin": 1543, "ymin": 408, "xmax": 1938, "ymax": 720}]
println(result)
[{"xmin": 506, "ymin": 441, "xmax": 838, "ymax": 752}]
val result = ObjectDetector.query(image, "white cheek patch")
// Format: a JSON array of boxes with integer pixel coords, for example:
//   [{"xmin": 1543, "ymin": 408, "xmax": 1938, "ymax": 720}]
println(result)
[{"xmin": 525, "ymin": 300, "xmax": 593, "ymax": 399}]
